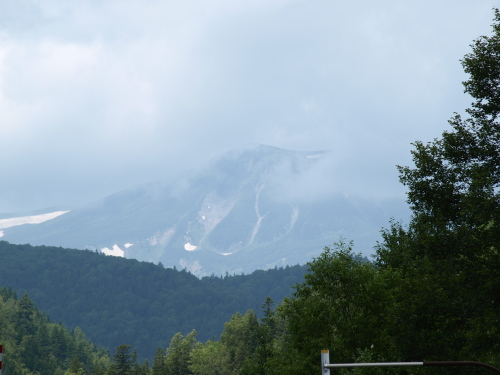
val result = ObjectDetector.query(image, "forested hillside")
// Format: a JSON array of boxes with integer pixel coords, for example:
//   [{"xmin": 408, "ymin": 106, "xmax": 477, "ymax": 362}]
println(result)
[
  {"xmin": 0, "ymin": 288, "xmax": 111, "ymax": 375},
  {"xmin": 0, "ymin": 241, "xmax": 307, "ymax": 361}
]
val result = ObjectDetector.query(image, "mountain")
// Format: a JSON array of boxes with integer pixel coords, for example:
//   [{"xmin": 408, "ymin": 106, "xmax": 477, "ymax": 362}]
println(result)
[{"xmin": 2, "ymin": 145, "xmax": 408, "ymax": 275}]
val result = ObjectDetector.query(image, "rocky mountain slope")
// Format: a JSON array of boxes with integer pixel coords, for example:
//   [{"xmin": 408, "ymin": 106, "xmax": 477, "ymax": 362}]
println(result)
[{"xmin": 3, "ymin": 145, "xmax": 408, "ymax": 275}]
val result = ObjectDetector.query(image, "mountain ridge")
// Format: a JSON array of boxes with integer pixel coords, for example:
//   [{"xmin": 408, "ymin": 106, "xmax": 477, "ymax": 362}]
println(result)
[
  {"xmin": 3, "ymin": 144, "xmax": 408, "ymax": 275},
  {"xmin": 0, "ymin": 240, "xmax": 309, "ymax": 362}
]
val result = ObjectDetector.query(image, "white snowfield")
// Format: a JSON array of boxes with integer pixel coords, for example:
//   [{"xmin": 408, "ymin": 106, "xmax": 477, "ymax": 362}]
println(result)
[
  {"xmin": 0, "ymin": 211, "xmax": 69, "ymax": 229},
  {"xmin": 0, "ymin": 211, "xmax": 69, "ymax": 238},
  {"xmin": 101, "ymin": 244, "xmax": 126, "ymax": 257},
  {"xmin": 0, "ymin": 211, "xmax": 129, "ymax": 259},
  {"xmin": 184, "ymin": 243, "xmax": 197, "ymax": 251}
]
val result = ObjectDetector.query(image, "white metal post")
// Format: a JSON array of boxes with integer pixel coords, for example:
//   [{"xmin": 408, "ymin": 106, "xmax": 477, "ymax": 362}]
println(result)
[{"xmin": 321, "ymin": 350, "xmax": 330, "ymax": 375}]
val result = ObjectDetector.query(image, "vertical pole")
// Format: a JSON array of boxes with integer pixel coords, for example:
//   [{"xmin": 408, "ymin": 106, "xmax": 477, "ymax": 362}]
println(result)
[
  {"xmin": 321, "ymin": 350, "xmax": 330, "ymax": 375},
  {"xmin": 0, "ymin": 344, "xmax": 3, "ymax": 375}
]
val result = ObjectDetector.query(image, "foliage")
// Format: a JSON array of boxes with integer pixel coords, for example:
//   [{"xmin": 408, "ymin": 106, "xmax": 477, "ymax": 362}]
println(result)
[
  {"xmin": 108, "ymin": 345, "xmax": 133, "ymax": 375},
  {"xmin": 0, "ymin": 240, "xmax": 307, "ymax": 362},
  {"xmin": 0, "ymin": 288, "xmax": 110, "ymax": 375},
  {"xmin": 151, "ymin": 347, "xmax": 167, "ymax": 375},
  {"xmin": 165, "ymin": 330, "xmax": 197, "ymax": 375},
  {"xmin": 219, "ymin": 311, "xmax": 259, "ymax": 372},
  {"xmin": 273, "ymin": 241, "xmax": 397, "ymax": 375},
  {"xmin": 376, "ymin": 7, "xmax": 500, "ymax": 366},
  {"xmin": 189, "ymin": 341, "xmax": 231, "ymax": 375}
]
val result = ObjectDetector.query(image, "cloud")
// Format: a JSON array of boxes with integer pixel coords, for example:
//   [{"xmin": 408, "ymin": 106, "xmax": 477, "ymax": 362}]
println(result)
[
  {"xmin": 0, "ymin": 0, "xmax": 497, "ymax": 212},
  {"xmin": 267, "ymin": 149, "xmax": 407, "ymax": 205}
]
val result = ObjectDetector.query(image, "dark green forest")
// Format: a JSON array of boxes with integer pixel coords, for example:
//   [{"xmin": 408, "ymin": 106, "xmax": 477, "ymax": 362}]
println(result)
[
  {"xmin": 0, "ymin": 241, "xmax": 307, "ymax": 361},
  {"xmin": 2, "ymin": 7, "xmax": 500, "ymax": 375},
  {"xmin": 0, "ymin": 288, "xmax": 111, "ymax": 375}
]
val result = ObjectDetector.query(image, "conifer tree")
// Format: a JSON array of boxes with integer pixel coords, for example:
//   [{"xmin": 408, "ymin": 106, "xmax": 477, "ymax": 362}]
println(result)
[
  {"xmin": 109, "ymin": 344, "xmax": 133, "ymax": 375},
  {"xmin": 66, "ymin": 356, "xmax": 84, "ymax": 375},
  {"xmin": 166, "ymin": 331, "xmax": 197, "ymax": 375},
  {"xmin": 152, "ymin": 347, "xmax": 167, "ymax": 375}
]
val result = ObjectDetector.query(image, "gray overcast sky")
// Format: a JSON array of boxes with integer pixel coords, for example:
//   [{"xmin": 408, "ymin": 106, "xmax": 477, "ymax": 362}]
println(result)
[{"xmin": 0, "ymin": 0, "xmax": 497, "ymax": 213}]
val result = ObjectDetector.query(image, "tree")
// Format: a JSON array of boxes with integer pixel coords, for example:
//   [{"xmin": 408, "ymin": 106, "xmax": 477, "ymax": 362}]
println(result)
[
  {"xmin": 109, "ymin": 344, "xmax": 133, "ymax": 375},
  {"xmin": 65, "ymin": 356, "xmax": 84, "ymax": 375},
  {"xmin": 0, "ymin": 286, "xmax": 111, "ymax": 375},
  {"xmin": 189, "ymin": 341, "xmax": 231, "ymax": 375},
  {"xmin": 152, "ymin": 347, "xmax": 167, "ymax": 375},
  {"xmin": 130, "ymin": 349, "xmax": 147, "ymax": 375},
  {"xmin": 276, "ymin": 241, "xmax": 396, "ymax": 375},
  {"xmin": 243, "ymin": 297, "xmax": 276, "ymax": 375},
  {"xmin": 383, "ymin": 9, "xmax": 500, "ymax": 262},
  {"xmin": 376, "ymin": 8, "xmax": 500, "ymax": 366},
  {"xmin": 261, "ymin": 297, "xmax": 275, "ymax": 333},
  {"xmin": 219, "ymin": 311, "xmax": 259, "ymax": 373},
  {"xmin": 165, "ymin": 330, "xmax": 197, "ymax": 375},
  {"xmin": 15, "ymin": 294, "xmax": 37, "ymax": 339},
  {"xmin": 377, "ymin": 9, "xmax": 500, "ymax": 273}
]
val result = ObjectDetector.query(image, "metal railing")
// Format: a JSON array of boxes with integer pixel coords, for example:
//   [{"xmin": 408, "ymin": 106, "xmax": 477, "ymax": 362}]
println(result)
[{"xmin": 321, "ymin": 350, "xmax": 500, "ymax": 374}]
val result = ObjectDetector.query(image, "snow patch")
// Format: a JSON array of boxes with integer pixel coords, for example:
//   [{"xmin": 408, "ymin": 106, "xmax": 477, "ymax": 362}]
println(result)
[
  {"xmin": 184, "ymin": 243, "xmax": 197, "ymax": 251},
  {"xmin": 0, "ymin": 210, "xmax": 69, "ymax": 229},
  {"xmin": 101, "ymin": 245, "xmax": 125, "ymax": 257}
]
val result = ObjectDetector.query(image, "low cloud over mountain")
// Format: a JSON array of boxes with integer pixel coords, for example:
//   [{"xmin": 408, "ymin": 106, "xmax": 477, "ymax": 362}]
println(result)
[{"xmin": 3, "ymin": 145, "xmax": 408, "ymax": 276}]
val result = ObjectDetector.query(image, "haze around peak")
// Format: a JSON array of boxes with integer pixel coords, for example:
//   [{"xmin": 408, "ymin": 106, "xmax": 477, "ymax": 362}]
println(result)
[{"xmin": 0, "ymin": 0, "xmax": 496, "ymax": 212}]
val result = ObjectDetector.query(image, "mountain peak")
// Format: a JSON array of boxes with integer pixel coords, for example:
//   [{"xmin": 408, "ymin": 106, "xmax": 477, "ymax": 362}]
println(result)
[{"xmin": 2, "ymin": 145, "xmax": 407, "ymax": 276}]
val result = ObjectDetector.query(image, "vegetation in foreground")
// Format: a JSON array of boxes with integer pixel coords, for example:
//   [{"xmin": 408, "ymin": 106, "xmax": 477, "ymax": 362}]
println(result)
[{"xmin": 0, "ymin": 288, "xmax": 110, "ymax": 375}]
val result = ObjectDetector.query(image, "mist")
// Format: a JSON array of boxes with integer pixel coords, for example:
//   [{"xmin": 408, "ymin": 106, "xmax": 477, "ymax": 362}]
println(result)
[{"xmin": 0, "ymin": 0, "xmax": 496, "ymax": 212}]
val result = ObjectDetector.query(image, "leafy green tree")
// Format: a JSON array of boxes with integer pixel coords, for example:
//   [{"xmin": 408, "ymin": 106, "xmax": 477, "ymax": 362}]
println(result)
[
  {"xmin": 277, "ymin": 241, "xmax": 397, "ymax": 375},
  {"xmin": 376, "ymin": 8, "xmax": 500, "ymax": 366},
  {"xmin": 378, "ymin": 9, "xmax": 500, "ymax": 273},
  {"xmin": 189, "ymin": 341, "xmax": 231, "ymax": 375}
]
